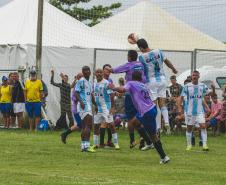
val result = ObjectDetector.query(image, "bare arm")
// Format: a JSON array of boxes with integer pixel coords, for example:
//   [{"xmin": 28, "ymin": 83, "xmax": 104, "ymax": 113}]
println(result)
[
  {"xmin": 202, "ymin": 99, "xmax": 210, "ymax": 113},
  {"xmin": 70, "ymin": 78, "xmax": 77, "ymax": 89},
  {"xmin": 23, "ymin": 90, "xmax": 27, "ymax": 101},
  {"xmin": 50, "ymin": 71, "xmax": 61, "ymax": 87},
  {"xmin": 164, "ymin": 59, "xmax": 178, "ymax": 74},
  {"xmin": 176, "ymin": 96, "xmax": 184, "ymax": 114},
  {"xmin": 75, "ymin": 91, "xmax": 85, "ymax": 110}
]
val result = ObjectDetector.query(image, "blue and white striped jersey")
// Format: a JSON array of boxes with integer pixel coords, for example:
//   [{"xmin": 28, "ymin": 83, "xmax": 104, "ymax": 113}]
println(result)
[
  {"xmin": 94, "ymin": 79, "xmax": 113, "ymax": 113},
  {"xmin": 139, "ymin": 49, "xmax": 166, "ymax": 82},
  {"xmin": 181, "ymin": 82, "xmax": 209, "ymax": 116},
  {"xmin": 75, "ymin": 77, "xmax": 92, "ymax": 112}
]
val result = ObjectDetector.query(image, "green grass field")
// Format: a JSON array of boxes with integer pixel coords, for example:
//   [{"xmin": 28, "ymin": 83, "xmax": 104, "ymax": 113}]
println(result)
[{"xmin": 0, "ymin": 129, "xmax": 226, "ymax": 185}]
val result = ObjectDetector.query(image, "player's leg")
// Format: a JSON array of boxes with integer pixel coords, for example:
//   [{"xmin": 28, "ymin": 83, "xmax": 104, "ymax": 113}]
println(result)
[
  {"xmin": 93, "ymin": 114, "xmax": 102, "ymax": 148},
  {"xmin": 67, "ymin": 108, "xmax": 75, "ymax": 128},
  {"xmin": 185, "ymin": 115, "xmax": 193, "ymax": 150},
  {"xmin": 99, "ymin": 123, "xmax": 106, "ymax": 147},
  {"xmin": 106, "ymin": 125, "xmax": 113, "ymax": 147},
  {"xmin": 137, "ymin": 107, "xmax": 169, "ymax": 164},
  {"xmin": 81, "ymin": 113, "xmax": 94, "ymax": 152},
  {"xmin": 107, "ymin": 114, "xmax": 119, "ymax": 149},
  {"xmin": 198, "ymin": 114, "xmax": 209, "ymax": 151},
  {"xmin": 14, "ymin": 103, "xmax": 25, "ymax": 129}
]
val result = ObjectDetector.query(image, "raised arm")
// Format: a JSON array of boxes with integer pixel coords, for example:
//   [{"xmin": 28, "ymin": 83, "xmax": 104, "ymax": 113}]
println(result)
[
  {"xmin": 164, "ymin": 59, "xmax": 178, "ymax": 74},
  {"xmin": 50, "ymin": 70, "xmax": 61, "ymax": 88}
]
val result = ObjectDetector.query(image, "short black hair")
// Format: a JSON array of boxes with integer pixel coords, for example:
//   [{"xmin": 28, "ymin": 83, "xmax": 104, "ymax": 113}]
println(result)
[
  {"xmin": 64, "ymin": 75, "xmax": 68, "ymax": 78},
  {"xmin": 103, "ymin": 64, "xmax": 111, "ymax": 70},
  {"xmin": 82, "ymin": 66, "xmax": 90, "ymax": 71},
  {"xmin": 128, "ymin": 50, "xmax": 138, "ymax": 61},
  {"xmin": 193, "ymin": 70, "xmax": 200, "ymax": 74},
  {"xmin": 136, "ymin": 39, "xmax": 148, "ymax": 49},
  {"xmin": 132, "ymin": 71, "xmax": 142, "ymax": 81}
]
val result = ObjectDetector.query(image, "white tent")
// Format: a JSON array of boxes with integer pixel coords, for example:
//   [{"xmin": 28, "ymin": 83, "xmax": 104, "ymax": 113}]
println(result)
[
  {"xmin": 0, "ymin": 0, "xmax": 121, "ymax": 48},
  {"xmin": 0, "ymin": 0, "xmax": 120, "ymax": 125},
  {"xmin": 92, "ymin": 0, "xmax": 226, "ymax": 51}
]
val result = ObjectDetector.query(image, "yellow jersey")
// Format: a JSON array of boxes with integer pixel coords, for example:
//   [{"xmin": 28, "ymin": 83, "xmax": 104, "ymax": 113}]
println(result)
[
  {"xmin": 0, "ymin": 85, "xmax": 11, "ymax": 103},
  {"xmin": 25, "ymin": 79, "xmax": 43, "ymax": 102}
]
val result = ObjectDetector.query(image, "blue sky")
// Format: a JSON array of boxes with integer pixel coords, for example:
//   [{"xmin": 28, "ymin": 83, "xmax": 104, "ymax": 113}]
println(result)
[{"xmin": 1, "ymin": 0, "xmax": 226, "ymax": 42}]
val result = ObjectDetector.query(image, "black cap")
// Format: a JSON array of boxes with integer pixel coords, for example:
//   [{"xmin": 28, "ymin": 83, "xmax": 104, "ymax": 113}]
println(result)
[{"xmin": 30, "ymin": 70, "xmax": 37, "ymax": 75}]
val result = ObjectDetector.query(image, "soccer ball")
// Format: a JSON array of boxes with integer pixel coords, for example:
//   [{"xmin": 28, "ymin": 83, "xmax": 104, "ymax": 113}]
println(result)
[{"xmin": 128, "ymin": 33, "xmax": 139, "ymax": 44}]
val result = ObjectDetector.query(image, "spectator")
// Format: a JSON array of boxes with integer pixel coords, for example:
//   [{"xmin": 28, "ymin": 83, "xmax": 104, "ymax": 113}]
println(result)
[
  {"xmin": 206, "ymin": 94, "xmax": 222, "ymax": 136},
  {"xmin": 8, "ymin": 73, "xmax": 16, "ymax": 126},
  {"xmin": 114, "ymin": 77, "xmax": 126, "ymax": 130},
  {"xmin": 24, "ymin": 71, "xmax": 43, "ymax": 131},
  {"xmin": 221, "ymin": 83, "xmax": 226, "ymax": 135},
  {"xmin": 168, "ymin": 75, "xmax": 183, "ymax": 131},
  {"xmin": 41, "ymin": 74, "xmax": 48, "ymax": 111},
  {"xmin": 11, "ymin": 72, "xmax": 25, "ymax": 128},
  {"xmin": 50, "ymin": 70, "xmax": 75, "ymax": 127},
  {"xmin": 0, "ymin": 76, "xmax": 12, "ymax": 128},
  {"xmin": 169, "ymin": 75, "xmax": 183, "ymax": 98}
]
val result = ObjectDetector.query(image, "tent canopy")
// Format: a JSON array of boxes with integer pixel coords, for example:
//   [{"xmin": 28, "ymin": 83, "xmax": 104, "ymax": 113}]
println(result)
[
  {"xmin": 92, "ymin": 0, "xmax": 226, "ymax": 51},
  {"xmin": 0, "ymin": 0, "xmax": 121, "ymax": 49}
]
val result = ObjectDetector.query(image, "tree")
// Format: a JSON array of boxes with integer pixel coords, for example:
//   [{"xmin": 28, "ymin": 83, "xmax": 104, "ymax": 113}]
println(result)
[{"xmin": 49, "ymin": 0, "xmax": 121, "ymax": 26}]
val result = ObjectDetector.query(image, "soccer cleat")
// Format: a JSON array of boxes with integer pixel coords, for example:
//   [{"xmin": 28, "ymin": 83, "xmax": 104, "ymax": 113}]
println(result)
[
  {"xmin": 199, "ymin": 141, "xmax": 203, "ymax": 147},
  {"xmin": 130, "ymin": 142, "xmax": 137, "ymax": 149},
  {"xmin": 203, "ymin": 146, "xmax": 209, "ymax": 151},
  {"xmin": 139, "ymin": 139, "xmax": 145, "ymax": 150},
  {"xmin": 82, "ymin": 147, "xmax": 96, "ymax": 153},
  {"xmin": 60, "ymin": 133, "xmax": 67, "ymax": 144},
  {"xmin": 186, "ymin": 146, "xmax": 192, "ymax": 151},
  {"xmin": 165, "ymin": 125, "xmax": 171, "ymax": 135},
  {"xmin": 91, "ymin": 145, "xmax": 98, "ymax": 149},
  {"xmin": 115, "ymin": 144, "xmax": 120, "ymax": 150},
  {"xmin": 160, "ymin": 156, "xmax": 170, "ymax": 164},
  {"xmin": 141, "ymin": 144, "xmax": 155, "ymax": 151}
]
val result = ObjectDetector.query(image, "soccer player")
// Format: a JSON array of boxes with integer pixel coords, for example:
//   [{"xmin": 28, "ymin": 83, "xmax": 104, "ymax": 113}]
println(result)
[
  {"xmin": 100, "ymin": 64, "xmax": 114, "ymax": 147},
  {"xmin": 60, "ymin": 73, "xmax": 83, "ymax": 144},
  {"xmin": 93, "ymin": 69, "xmax": 119, "ymax": 149},
  {"xmin": 137, "ymin": 39, "xmax": 178, "ymax": 134},
  {"xmin": 105, "ymin": 50, "xmax": 153, "ymax": 150},
  {"xmin": 75, "ymin": 66, "xmax": 95, "ymax": 152},
  {"xmin": 109, "ymin": 71, "xmax": 170, "ymax": 164},
  {"xmin": 24, "ymin": 71, "xmax": 43, "ymax": 131},
  {"xmin": 177, "ymin": 70, "xmax": 210, "ymax": 151},
  {"xmin": 0, "ymin": 76, "xmax": 12, "ymax": 128}
]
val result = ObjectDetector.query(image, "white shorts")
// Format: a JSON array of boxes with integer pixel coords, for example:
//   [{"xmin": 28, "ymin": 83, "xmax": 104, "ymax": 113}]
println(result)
[
  {"xmin": 146, "ymin": 77, "xmax": 167, "ymax": 101},
  {"xmin": 94, "ymin": 113, "xmax": 114, "ymax": 124},
  {"xmin": 13, "ymin": 103, "xmax": 25, "ymax": 113},
  {"xmin": 185, "ymin": 114, "xmax": 205, "ymax": 127},
  {"xmin": 79, "ymin": 111, "xmax": 92, "ymax": 120}
]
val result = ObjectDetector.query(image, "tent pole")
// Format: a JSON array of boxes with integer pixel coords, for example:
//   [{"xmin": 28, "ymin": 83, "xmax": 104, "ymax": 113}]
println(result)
[{"xmin": 36, "ymin": 0, "xmax": 44, "ymax": 79}]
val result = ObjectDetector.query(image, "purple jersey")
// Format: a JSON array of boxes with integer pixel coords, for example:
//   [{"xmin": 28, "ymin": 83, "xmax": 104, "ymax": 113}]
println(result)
[
  {"xmin": 125, "ymin": 81, "xmax": 155, "ymax": 116},
  {"xmin": 71, "ymin": 89, "xmax": 78, "ymax": 113},
  {"xmin": 113, "ymin": 61, "xmax": 146, "ymax": 83}
]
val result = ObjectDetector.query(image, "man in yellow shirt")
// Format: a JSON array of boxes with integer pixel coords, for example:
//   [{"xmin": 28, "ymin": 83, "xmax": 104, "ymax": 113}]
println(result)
[
  {"xmin": 0, "ymin": 76, "xmax": 12, "ymax": 128},
  {"xmin": 24, "ymin": 71, "xmax": 43, "ymax": 131}
]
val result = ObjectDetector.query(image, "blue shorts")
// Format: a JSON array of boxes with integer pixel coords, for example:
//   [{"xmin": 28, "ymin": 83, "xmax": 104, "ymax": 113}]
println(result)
[
  {"xmin": 73, "ymin": 113, "xmax": 82, "ymax": 128},
  {"xmin": 209, "ymin": 118, "xmax": 218, "ymax": 127},
  {"xmin": 125, "ymin": 93, "xmax": 137, "ymax": 120},
  {"xmin": 0, "ymin": 103, "xmax": 12, "ymax": 114},
  {"xmin": 136, "ymin": 106, "xmax": 157, "ymax": 135},
  {"xmin": 25, "ymin": 102, "xmax": 42, "ymax": 118}
]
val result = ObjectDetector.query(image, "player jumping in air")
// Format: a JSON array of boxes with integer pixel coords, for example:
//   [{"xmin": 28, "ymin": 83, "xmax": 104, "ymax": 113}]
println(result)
[{"xmin": 137, "ymin": 39, "xmax": 178, "ymax": 134}]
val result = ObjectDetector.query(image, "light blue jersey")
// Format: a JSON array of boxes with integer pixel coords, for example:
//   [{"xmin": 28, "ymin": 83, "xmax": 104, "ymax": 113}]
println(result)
[
  {"xmin": 139, "ymin": 49, "xmax": 166, "ymax": 82},
  {"xmin": 94, "ymin": 79, "xmax": 113, "ymax": 113},
  {"xmin": 75, "ymin": 77, "xmax": 92, "ymax": 112},
  {"xmin": 181, "ymin": 82, "xmax": 209, "ymax": 116}
]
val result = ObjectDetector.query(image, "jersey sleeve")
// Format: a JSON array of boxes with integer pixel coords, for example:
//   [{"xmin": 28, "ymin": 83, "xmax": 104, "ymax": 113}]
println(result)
[
  {"xmin": 181, "ymin": 85, "xmax": 187, "ymax": 97},
  {"xmin": 113, "ymin": 62, "xmax": 130, "ymax": 74},
  {"xmin": 75, "ymin": 79, "xmax": 82, "ymax": 92},
  {"xmin": 159, "ymin": 50, "xmax": 167, "ymax": 61}
]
